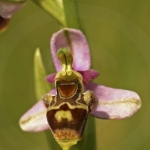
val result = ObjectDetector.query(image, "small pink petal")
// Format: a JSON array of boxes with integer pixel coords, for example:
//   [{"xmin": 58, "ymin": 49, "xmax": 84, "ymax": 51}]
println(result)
[
  {"xmin": 46, "ymin": 73, "xmax": 56, "ymax": 83},
  {"xmin": 85, "ymin": 82, "xmax": 141, "ymax": 119},
  {"xmin": 50, "ymin": 88, "xmax": 56, "ymax": 95},
  {"xmin": 19, "ymin": 100, "xmax": 49, "ymax": 132},
  {"xmin": 78, "ymin": 69, "xmax": 99, "ymax": 84},
  {"xmin": 51, "ymin": 28, "xmax": 91, "ymax": 72},
  {"xmin": 0, "ymin": 2, "xmax": 26, "ymax": 19},
  {"xmin": 46, "ymin": 70, "xmax": 99, "ymax": 84}
]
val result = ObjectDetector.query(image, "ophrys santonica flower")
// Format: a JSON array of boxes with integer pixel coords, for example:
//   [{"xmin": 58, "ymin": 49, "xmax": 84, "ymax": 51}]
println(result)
[{"xmin": 19, "ymin": 28, "xmax": 141, "ymax": 150}]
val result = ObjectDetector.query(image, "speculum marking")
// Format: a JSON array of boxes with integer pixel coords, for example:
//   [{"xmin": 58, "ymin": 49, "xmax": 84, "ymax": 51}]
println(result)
[{"xmin": 55, "ymin": 110, "xmax": 73, "ymax": 122}]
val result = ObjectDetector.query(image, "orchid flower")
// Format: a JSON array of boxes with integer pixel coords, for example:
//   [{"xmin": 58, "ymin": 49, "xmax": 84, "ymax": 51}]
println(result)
[
  {"xmin": 19, "ymin": 28, "xmax": 141, "ymax": 150},
  {"xmin": 0, "ymin": 0, "xmax": 26, "ymax": 32}
]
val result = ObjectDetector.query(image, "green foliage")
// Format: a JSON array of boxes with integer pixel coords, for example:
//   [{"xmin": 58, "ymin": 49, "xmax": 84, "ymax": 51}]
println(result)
[
  {"xmin": 34, "ymin": 48, "xmax": 50, "ymax": 100},
  {"xmin": 32, "ymin": 0, "xmax": 66, "ymax": 27},
  {"xmin": 63, "ymin": 0, "xmax": 81, "ymax": 29},
  {"xmin": 0, "ymin": 1, "xmax": 148, "ymax": 150}
]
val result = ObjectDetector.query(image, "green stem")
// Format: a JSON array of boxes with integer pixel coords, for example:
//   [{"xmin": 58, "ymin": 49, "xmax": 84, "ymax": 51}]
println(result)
[
  {"xmin": 63, "ymin": 0, "xmax": 81, "ymax": 29},
  {"xmin": 45, "ymin": 130, "xmax": 60, "ymax": 150},
  {"xmin": 62, "ymin": 2, "xmax": 97, "ymax": 149},
  {"xmin": 82, "ymin": 116, "xmax": 97, "ymax": 150}
]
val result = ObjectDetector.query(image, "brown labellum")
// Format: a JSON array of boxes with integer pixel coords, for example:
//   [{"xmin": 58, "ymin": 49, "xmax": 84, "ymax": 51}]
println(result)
[
  {"xmin": 47, "ymin": 103, "xmax": 88, "ymax": 140},
  {"xmin": 42, "ymin": 48, "xmax": 96, "ymax": 150}
]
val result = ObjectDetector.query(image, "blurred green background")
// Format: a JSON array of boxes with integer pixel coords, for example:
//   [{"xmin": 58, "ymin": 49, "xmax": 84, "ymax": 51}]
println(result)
[{"xmin": 0, "ymin": 0, "xmax": 149, "ymax": 150}]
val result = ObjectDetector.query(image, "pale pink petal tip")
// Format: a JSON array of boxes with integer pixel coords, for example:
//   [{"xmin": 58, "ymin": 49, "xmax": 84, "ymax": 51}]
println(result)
[
  {"xmin": 86, "ymin": 82, "xmax": 141, "ymax": 119},
  {"xmin": 19, "ymin": 100, "xmax": 49, "ymax": 132},
  {"xmin": 78, "ymin": 69, "xmax": 99, "ymax": 84},
  {"xmin": 49, "ymin": 88, "xmax": 56, "ymax": 95},
  {"xmin": 50, "ymin": 28, "xmax": 91, "ymax": 72},
  {"xmin": 46, "ymin": 73, "xmax": 56, "ymax": 83},
  {"xmin": 0, "ymin": 2, "xmax": 26, "ymax": 19}
]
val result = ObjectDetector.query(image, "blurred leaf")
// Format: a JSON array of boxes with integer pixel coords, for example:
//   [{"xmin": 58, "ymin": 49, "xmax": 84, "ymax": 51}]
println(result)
[
  {"xmin": 0, "ymin": 0, "xmax": 26, "ymax": 2},
  {"xmin": 56, "ymin": 0, "xmax": 63, "ymax": 8},
  {"xmin": 32, "ymin": 0, "xmax": 66, "ymax": 27},
  {"xmin": 34, "ymin": 48, "xmax": 50, "ymax": 101},
  {"xmin": 34, "ymin": 48, "xmax": 59, "ymax": 150}
]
